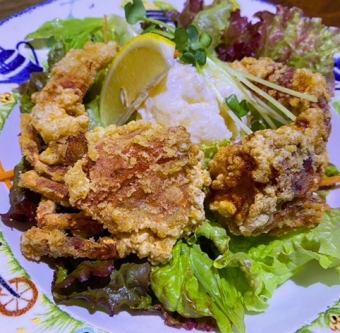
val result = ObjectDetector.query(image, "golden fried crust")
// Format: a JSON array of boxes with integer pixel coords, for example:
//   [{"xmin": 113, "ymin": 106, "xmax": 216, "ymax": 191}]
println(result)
[
  {"xmin": 65, "ymin": 121, "xmax": 210, "ymax": 264},
  {"xmin": 31, "ymin": 42, "xmax": 117, "ymax": 143},
  {"xmin": 39, "ymin": 134, "xmax": 88, "ymax": 166},
  {"xmin": 209, "ymin": 108, "xmax": 329, "ymax": 236},
  {"xmin": 20, "ymin": 114, "xmax": 69, "ymax": 182},
  {"xmin": 19, "ymin": 43, "xmax": 209, "ymax": 264},
  {"xmin": 232, "ymin": 57, "xmax": 330, "ymax": 114}
]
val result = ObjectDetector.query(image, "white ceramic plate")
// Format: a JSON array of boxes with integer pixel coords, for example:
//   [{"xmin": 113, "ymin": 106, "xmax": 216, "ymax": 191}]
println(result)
[{"xmin": 0, "ymin": 1, "xmax": 339, "ymax": 333}]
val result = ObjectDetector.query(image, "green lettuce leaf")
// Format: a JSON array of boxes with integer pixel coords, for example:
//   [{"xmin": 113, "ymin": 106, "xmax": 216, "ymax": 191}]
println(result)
[
  {"xmin": 84, "ymin": 68, "xmax": 107, "ymax": 129},
  {"xmin": 53, "ymin": 261, "xmax": 153, "ymax": 315},
  {"xmin": 27, "ymin": 18, "xmax": 106, "ymax": 50},
  {"xmin": 109, "ymin": 15, "xmax": 138, "ymax": 46},
  {"xmin": 325, "ymin": 165, "xmax": 340, "ymax": 177},
  {"xmin": 151, "ymin": 242, "xmax": 245, "ymax": 333},
  {"xmin": 124, "ymin": 0, "xmax": 146, "ymax": 24},
  {"xmin": 154, "ymin": 0, "xmax": 176, "ymax": 11},
  {"xmin": 27, "ymin": 15, "xmax": 136, "ymax": 56},
  {"xmin": 193, "ymin": 0, "xmax": 233, "ymax": 48},
  {"xmin": 333, "ymin": 101, "xmax": 340, "ymax": 116},
  {"xmin": 215, "ymin": 209, "xmax": 340, "ymax": 311},
  {"xmin": 0, "ymin": 93, "xmax": 18, "ymax": 131},
  {"xmin": 86, "ymin": 97, "xmax": 103, "ymax": 129},
  {"xmin": 152, "ymin": 210, "xmax": 340, "ymax": 332},
  {"xmin": 194, "ymin": 220, "xmax": 230, "ymax": 254}
]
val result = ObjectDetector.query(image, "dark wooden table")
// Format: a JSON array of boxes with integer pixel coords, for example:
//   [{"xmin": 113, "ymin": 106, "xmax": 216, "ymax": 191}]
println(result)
[{"xmin": 0, "ymin": 0, "xmax": 339, "ymax": 27}]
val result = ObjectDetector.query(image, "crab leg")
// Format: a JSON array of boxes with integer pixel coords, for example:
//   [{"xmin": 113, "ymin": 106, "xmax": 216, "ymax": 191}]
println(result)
[
  {"xmin": 36, "ymin": 200, "xmax": 103, "ymax": 238},
  {"xmin": 21, "ymin": 227, "xmax": 117, "ymax": 261},
  {"xmin": 19, "ymin": 170, "xmax": 69, "ymax": 206}
]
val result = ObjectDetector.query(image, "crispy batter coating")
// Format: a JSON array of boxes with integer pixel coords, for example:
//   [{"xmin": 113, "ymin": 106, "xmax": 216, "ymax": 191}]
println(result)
[
  {"xmin": 64, "ymin": 121, "xmax": 210, "ymax": 263},
  {"xmin": 209, "ymin": 107, "xmax": 330, "ymax": 236},
  {"xmin": 18, "ymin": 47, "xmax": 332, "ymax": 262},
  {"xmin": 20, "ymin": 114, "xmax": 69, "ymax": 182},
  {"xmin": 270, "ymin": 195, "xmax": 327, "ymax": 234},
  {"xmin": 35, "ymin": 200, "xmax": 103, "ymax": 238}
]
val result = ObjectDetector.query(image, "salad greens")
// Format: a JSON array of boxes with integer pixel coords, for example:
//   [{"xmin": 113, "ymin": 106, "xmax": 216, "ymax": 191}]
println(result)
[
  {"xmin": 334, "ymin": 101, "xmax": 340, "ymax": 116},
  {"xmin": 27, "ymin": 18, "xmax": 109, "ymax": 51},
  {"xmin": 153, "ymin": 0, "xmax": 176, "ymax": 11},
  {"xmin": 218, "ymin": 209, "xmax": 340, "ymax": 311},
  {"xmin": 53, "ymin": 261, "xmax": 153, "ymax": 315},
  {"xmin": 152, "ymin": 241, "xmax": 246, "ymax": 333},
  {"xmin": 193, "ymin": 220, "xmax": 230, "ymax": 255},
  {"xmin": 255, "ymin": 6, "xmax": 340, "ymax": 80},
  {"xmin": 123, "ymin": 1, "xmax": 213, "ymax": 68},
  {"xmin": 175, "ymin": 0, "xmax": 204, "ymax": 27},
  {"xmin": 215, "ymin": 5, "xmax": 340, "ymax": 81},
  {"xmin": 0, "ymin": 93, "xmax": 18, "ymax": 131},
  {"xmin": 201, "ymin": 140, "xmax": 229, "ymax": 167},
  {"xmin": 17, "ymin": 72, "xmax": 48, "ymax": 113},
  {"xmin": 86, "ymin": 97, "xmax": 103, "ymax": 129},
  {"xmin": 27, "ymin": 15, "xmax": 136, "ymax": 69},
  {"xmin": 152, "ymin": 210, "xmax": 340, "ymax": 333},
  {"xmin": 192, "ymin": 0, "xmax": 233, "ymax": 48},
  {"xmin": 124, "ymin": 0, "xmax": 146, "ymax": 24},
  {"xmin": 174, "ymin": 25, "xmax": 212, "ymax": 66},
  {"xmin": 0, "ymin": 160, "xmax": 40, "ymax": 227}
]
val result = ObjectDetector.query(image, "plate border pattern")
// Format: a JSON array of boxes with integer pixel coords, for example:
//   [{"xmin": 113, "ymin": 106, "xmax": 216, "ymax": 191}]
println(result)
[{"xmin": 0, "ymin": 0, "xmax": 339, "ymax": 332}]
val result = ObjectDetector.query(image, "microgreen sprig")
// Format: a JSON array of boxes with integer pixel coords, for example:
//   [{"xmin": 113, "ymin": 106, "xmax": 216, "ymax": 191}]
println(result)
[
  {"xmin": 124, "ymin": 1, "xmax": 212, "ymax": 68},
  {"xmin": 225, "ymin": 94, "xmax": 249, "ymax": 119},
  {"xmin": 175, "ymin": 25, "xmax": 212, "ymax": 67}
]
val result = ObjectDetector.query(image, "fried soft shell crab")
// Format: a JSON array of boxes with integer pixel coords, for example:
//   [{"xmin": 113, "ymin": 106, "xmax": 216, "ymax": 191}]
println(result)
[
  {"xmin": 209, "ymin": 58, "xmax": 330, "ymax": 236},
  {"xmin": 18, "ymin": 43, "xmax": 331, "ymax": 265}
]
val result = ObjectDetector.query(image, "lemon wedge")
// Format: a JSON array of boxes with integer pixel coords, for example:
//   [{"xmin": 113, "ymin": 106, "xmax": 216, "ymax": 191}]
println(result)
[{"xmin": 100, "ymin": 33, "xmax": 175, "ymax": 126}]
